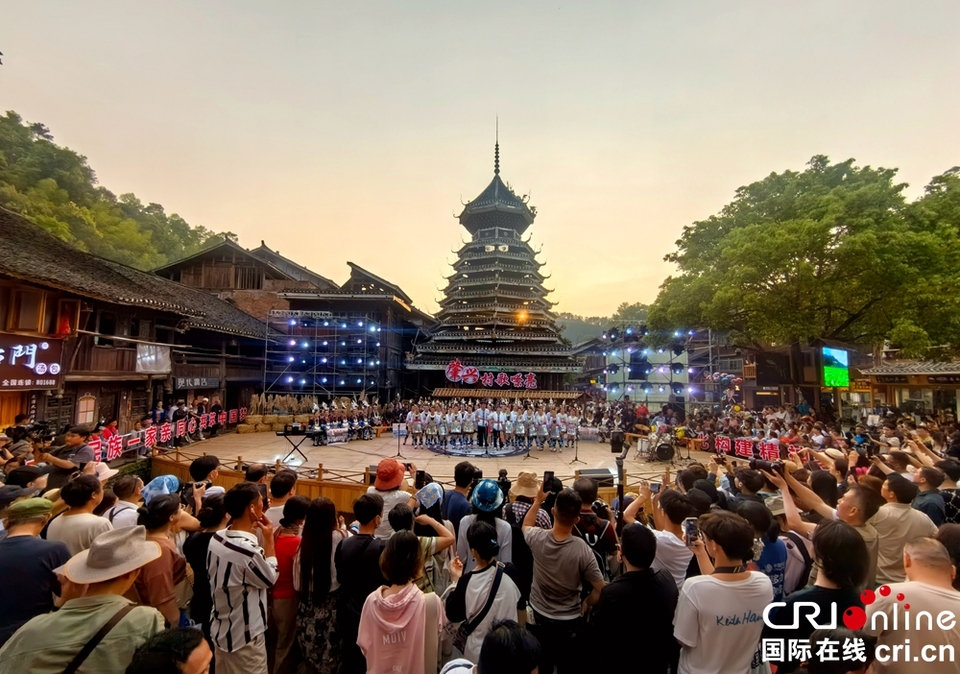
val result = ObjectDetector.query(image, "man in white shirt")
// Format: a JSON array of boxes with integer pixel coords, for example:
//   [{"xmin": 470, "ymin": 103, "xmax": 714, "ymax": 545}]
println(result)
[
  {"xmin": 207, "ymin": 483, "xmax": 278, "ymax": 674},
  {"xmin": 623, "ymin": 485, "xmax": 694, "ymax": 589},
  {"xmin": 264, "ymin": 469, "xmax": 297, "ymax": 527},
  {"xmin": 674, "ymin": 511, "xmax": 773, "ymax": 674},
  {"xmin": 476, "ymin": 402, "xmax": 489, "ymax": 448},
  {"xmin": 866, "ymin": 537, "xmax": 960, "ymax": 674}
]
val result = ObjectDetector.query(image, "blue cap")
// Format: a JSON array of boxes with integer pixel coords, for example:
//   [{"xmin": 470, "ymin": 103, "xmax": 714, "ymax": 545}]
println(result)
[
  {"xmin": 471, "ymin": 479, "xmax": 504, "ymax": 513},
  {"xmin": 141, "ymin": 475, "xmax": 180, "ymax": 505}
]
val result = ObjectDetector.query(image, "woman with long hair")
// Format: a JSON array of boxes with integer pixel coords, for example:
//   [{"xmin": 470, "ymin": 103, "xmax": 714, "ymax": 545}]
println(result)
[
  {"xmin": 135, "ymin": 493, "xmax": 187, "ymax": 626},
  {"xmin": 294, "ymin": 497, "xmax": 347, "ymax": 673},
  {"xmin": 183, "ymin": 492, "xmax": 228, "ymax": 649},
  {"xmin": 272, "ymin": 495, "xmax": 310, "ymax": 674}
]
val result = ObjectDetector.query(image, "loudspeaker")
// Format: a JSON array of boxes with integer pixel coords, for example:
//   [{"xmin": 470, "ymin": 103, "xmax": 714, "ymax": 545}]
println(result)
[
  {"xmin": 610, "ymin": 430, "xmax": 625, "ymax": 454},
  {"xmin": 578, "ymin": 467, "xmax": 616, "ymax": 487}
]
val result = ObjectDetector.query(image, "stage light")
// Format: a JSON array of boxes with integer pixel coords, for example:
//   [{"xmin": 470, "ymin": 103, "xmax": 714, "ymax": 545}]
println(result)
[
  {"xmin": 376, "ymin": 360, "xmax": 380, "ymax": 365},
  {"xmin": 358, "ymin": 321, "xmax": 363, "ymax": 326},
  {"xmin": 357, "ymin": 358, "xmax": 362, "ymax": 363},
  {"xmin": 671, "ymin": 363, "xmax": 684, "ymax": 375},
  {"xmin": 603, "ymin": 352, "xmax": 607, "ymax": 357},
  {"xmin": 339, "ymin": 380, "xmax": 345, "ymax": 385},
  {"xmin": 289, "ymin": 319, "xmax": 297, "ymax": 326},
  {"xmin": 340, "ymin": 341, "xmax": 345, "ymax": 346},
  {"xmin": 674, "ymin": 330, "xmax": 681, "ymax": 337},
  {"xmin": 657, "ymin": 348, "xmax": 664, "ymax": 353},
  {"xmin": 340, "ymin": 360, "xmax": 346, "ymax": 365},
  {"xmin": 608, "ymin": 364, "xmax": 619, "ymax": 374},
  {"xmin": 322, "ymin": 377, "xmax": 327, "ymax": 383},
  {"xmin": 628, "ymin": 386, "xmax": 634, "ymax": 392},
  {"xmin": 688, "ymin": 330, "xmax": 695, "ymax": 336},
  {"xmin": 688, "ymin": 368, "xmax": 694, "ymax": 373},
  {"xmin": 323, "ymin": 321, "xmax": 329, "ymax": 326},
  {"xmin": 286, "ymin": 376, "xmax": 293, "ymax": 383},
  {"xmin": 627, "ymin": 347, "xmax": 633, "ymax": 353},
  {"xmin": 626, "ymin": 328, "xmax": 633, "ymax": 335},
  {"xmin": 288, "ymin": 356, "xmax": 294, "ymax": 362},
  {"xmin": 321, "ymin": 358, "xmax": 327, "ymax": 363},
  {"xmin": 301, "ymin": 342, "xmax": 309, "ymax": 348},
  {"xmin": 369, "ymin": 380, "xmax": 374, "ymax": 385},
  {"xmin": 611, "ymin": 350, "xmax": 618, "ymax": 356},
  {"xmin": 323, "ymin": 341, "xmax": 328, "ymax": 346},
  {"xmin": 376, "ymin": 342, "xmax": 381, "ymax": 347},
  {"xmin": 301, "ymin": 359, "xmax": 306, "ymax": 364},
  {"xmin": 687, "ymin": 386, "xmax": 695, "ymax": 393},
  {"xmin": 609, "ymin": 328, "xmax": 619, "ymax": 341},
  {"xmin": 357, "ymin": 339, "xmax": 362, "ymax": 344},
  {"xmin": 671, "ymin": 383, "xmax": 684, "ymax": 395},
  {"xmin": 356, "ymin": 378, "xmax": 361, "ymax": 383},
  {"xmin": 299, "ymin": 379, "xmax": 306, "ymax": 385},
  {"xmin": 369, "ymin": 326, "xmax": 376, "ymax": 332},
  {"xmin": 341, "ymin": 323, "xmax": 347, "ymax": 328},
  {"xmin": 288, "ymin": 339, "xmax": 296, "ymax": 347},
  {"xmin": 602, "ymin": 334, "xmax": 607, "ymax": 340},
  {"xmin": 658, "ymin": 386, "xmax": 665, "ymax": 393},
  {"xmin": 673, "ymin": 344, "xmax": 685, "ymax": 356}
]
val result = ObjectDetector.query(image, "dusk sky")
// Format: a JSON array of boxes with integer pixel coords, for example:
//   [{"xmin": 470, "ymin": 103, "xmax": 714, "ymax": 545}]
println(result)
[{"xmin": 3, "ymin": 1, "xmax": 959, "ymax": 316}]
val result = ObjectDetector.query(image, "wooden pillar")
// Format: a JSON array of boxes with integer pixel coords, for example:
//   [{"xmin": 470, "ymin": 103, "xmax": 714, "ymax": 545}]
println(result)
[{"xmin": 317, "ymin": 463, "xmax": 323, "ymax": 481}]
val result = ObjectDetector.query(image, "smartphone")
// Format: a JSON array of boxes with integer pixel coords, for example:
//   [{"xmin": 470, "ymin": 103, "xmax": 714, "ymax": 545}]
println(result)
[
  {"xmin": 415, "ymin": 470, "xmax": 426, "ymax": 489},
  {"xmin": 542, "ymin": 470, "xmax": 554, "ymax": 493},
  {"xmin": 194, "ymin": 480, "xmax": 212, "ymax": 490},
  {"xmin": 682, "ymin": 517, "xmax": 699, "ymax": 547},
  {"xmin": 404, "ymin": 462, "xmax": 412, "ymax": 471},
  {"xmin": 649, "ymin": 482, "xmax": 661, "ymax": 494}
]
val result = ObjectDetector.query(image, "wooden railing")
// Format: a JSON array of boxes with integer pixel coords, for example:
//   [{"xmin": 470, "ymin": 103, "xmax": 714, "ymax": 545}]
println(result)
[{"xmin": 151, "ymin": 448, "xmax": 669, "ymax": 516}]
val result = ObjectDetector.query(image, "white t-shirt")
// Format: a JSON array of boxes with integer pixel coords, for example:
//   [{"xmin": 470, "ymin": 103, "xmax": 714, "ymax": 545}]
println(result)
[
  {"xmin": 264, "ymin": 505, "xmax": 285, "ymax": 528},
  {"xmin": 457, "ymin": 564, "xmax": 522, "ymax": 662},
  {"xmin": 102, "ymin": 501, "xmax": 140, "ymax": 529},
  {"xmin": 456, "ymin": 515, "xmax": 513, "ymax": 573},
  {"xmin": 369, "ymin": 487, "xmax": 413, "ymax": 539},
  {"xmin": 651, "ymin": 528, "xmax": 693, "ymax": 589},
  {"xmin": 47, "ymin": 512, "xmax": 114, "ymax": 556},
  {"xmin": 674, "ymin": 572, "xmax": 773, "ymax": 674}
]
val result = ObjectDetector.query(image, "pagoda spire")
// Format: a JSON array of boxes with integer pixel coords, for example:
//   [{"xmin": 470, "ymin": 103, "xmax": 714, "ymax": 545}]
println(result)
[{"xmin": 494, "ymin": 117, "xmax": 500, "ymax": 175}]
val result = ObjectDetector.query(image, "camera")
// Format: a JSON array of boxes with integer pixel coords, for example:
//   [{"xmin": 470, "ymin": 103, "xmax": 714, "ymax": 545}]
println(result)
[
  {"xmin": 194, "ymin": 480, "xmax": 213, "ymax": 490},
  {"xmin": 749, "ymin": 459, "xmax": 784, "ymax": 474},
  {"xmin": 591, "ymin": 498, "xmax": 609, "ymax": 518}
]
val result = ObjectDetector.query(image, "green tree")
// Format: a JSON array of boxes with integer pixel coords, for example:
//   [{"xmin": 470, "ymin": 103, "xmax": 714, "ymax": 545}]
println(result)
[
  {"xmin": 611, "ymin": 302, "xmax": 648, "ymax": 323},
  {"xmin": 0, "ymin": 110, "xmax": 226, "ymax": 269},
  {"xmin": 649, "ymin": 156, "xmax": 960, "ymax": 357}
]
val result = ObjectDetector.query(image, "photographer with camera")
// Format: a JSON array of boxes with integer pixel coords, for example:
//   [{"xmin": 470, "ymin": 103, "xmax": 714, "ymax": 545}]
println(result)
[{"xmin": 571, "ymin": 477, "xmax": 618, "ymax": 580}]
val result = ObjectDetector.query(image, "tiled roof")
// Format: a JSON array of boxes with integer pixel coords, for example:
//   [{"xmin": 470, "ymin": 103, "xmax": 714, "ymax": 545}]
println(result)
[
  {"xmin": 459, "ymin": 175, "xmax": 534, "ymax": 225},
  {"xmin": 432, "ymin": 388, "xmax": 581, "ymax": 400},
  {"xmin": 860, "ymin": 361, "xmax": 960, "ymax": 376},
  {"xmin": 0, "ymin": 208, "xmax": 269, "ymax": 339}
]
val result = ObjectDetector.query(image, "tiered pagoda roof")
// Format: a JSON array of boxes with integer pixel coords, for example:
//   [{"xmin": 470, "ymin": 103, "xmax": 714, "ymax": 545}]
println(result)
[{"xmin": 409, "ymin": 143, "xmax": 582, "ymax": 376}]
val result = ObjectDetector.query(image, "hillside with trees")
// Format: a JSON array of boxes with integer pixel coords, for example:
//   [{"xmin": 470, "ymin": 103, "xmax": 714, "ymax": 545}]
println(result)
[{"xmin": 0, "ymin": 110, "xmax": 231, "ymax": 269}]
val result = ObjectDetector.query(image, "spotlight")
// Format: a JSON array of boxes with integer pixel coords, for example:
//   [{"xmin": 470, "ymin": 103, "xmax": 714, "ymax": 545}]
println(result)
[
  {"xmin": 671, "ymin": 363, "xmax": 684, "ymax": 375},
  {"xmin": 322, "ymin": 377, "xmax": 327, "ymax": 383},
  {"xmin": 608, "ymin": 364, "xmax": 619, "ymax": 374},
  {"xmin": 608, "ymin": 328, "xmax": 619, "ymax": 341},
  {"xmin": 673, "ymin": 344, "xmax": 685, "ymax": 356},
  {"xmin": 671, "ymin": 383, "xmax": 684, "ymax": 395}
]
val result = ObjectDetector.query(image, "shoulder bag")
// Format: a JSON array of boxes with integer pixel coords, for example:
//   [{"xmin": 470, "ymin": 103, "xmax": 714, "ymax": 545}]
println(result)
[{"xmin": 452, "ymin": 563, "xmax": 503, "ymax": 653}]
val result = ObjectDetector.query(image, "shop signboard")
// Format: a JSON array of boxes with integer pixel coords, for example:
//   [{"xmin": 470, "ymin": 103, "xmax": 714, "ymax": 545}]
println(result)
[{"xmin": 0, "ymin": 335, "xmax": 63, "ymax": 390}]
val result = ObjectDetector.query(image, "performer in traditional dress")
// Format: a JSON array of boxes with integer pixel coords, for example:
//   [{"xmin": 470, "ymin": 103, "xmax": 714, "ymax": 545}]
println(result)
[
  {"xmin": 449, "ymin": 404, "xmax": 462, "ymax": 448},
  {"xmin": 536, "ymin": 405, "xmax": 549, "ymax": 450},
  {"xmin": 463, "ymin": 404, "xmax": 476, "ymax": 447},
  {"xmin": 565, "ymin": 406, "xmax": 580, "ymax": 449}
]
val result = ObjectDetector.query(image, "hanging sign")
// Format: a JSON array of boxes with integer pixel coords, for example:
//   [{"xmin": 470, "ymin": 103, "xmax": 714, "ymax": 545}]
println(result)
[{"xmin": 446, "ymin": 360, "xmax": 538, "ymax": 389}]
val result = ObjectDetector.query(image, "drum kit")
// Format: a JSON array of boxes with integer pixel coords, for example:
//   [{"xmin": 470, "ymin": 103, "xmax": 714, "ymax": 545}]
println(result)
[{"xmin": 639, "ymin": 424, "xmax": 693, "ymax": 465}]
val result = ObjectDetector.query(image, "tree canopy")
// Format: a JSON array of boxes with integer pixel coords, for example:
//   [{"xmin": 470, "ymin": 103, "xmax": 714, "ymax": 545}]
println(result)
[
  {"xmin": 0, "ymin": 110, "xmax": 233, "ymax": 269},
  {"xmin": 648, "ymin": 156, "xmax": 960, "ymax": 357}
]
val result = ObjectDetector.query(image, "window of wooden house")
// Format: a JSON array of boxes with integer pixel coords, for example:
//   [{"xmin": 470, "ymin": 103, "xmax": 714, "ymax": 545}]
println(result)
[
  {"xmin": 77, "ymin": 395, "xmax": 96, "ymax": 425},
  {"xmin": 95, "ymin": 311, "xmax": 118, "ymax": 346},
  {"xmin": 10, "ymin": 289, "xmax": 44, "ymax": 332},
  {"xmin": 234, "ymin": 266, "xmax": 263, "ymax": 290},
  {"xmin": 56, "ymin": 299, "xmax": 81, "ymax": 336}
]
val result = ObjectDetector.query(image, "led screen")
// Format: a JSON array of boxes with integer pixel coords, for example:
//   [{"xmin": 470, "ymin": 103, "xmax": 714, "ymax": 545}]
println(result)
[{"xmin": 822, "ymin": 347, "xmax": 850, "ymax": 388}]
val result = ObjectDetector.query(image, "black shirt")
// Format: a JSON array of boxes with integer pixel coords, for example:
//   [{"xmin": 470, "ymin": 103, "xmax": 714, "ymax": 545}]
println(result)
[
  {"xmin": 183, "ymin": 531, "xmax": 216, "ymax": 630},
  {"xmin": 335, "ymin": 534, "xmax": 386, "ymax": 617},
  {"xmin": 761, "ymin": 585, "xmax": 863, "ymax": 673},
  {"xmin": 591, "ymin": 569, "xmax": 679, "ymax": 673},
  {"xmin": 0, "ymin": 535, "xmax": 71, "ymax": 646}
]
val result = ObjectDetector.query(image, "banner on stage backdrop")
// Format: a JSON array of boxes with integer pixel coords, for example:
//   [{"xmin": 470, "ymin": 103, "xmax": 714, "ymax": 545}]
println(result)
[{"xmin": 327, "ymin": 427, "xmax": 349, "ymax": 444}]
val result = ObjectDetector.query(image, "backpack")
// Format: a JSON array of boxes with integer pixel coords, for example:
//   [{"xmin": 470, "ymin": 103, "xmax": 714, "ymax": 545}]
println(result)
[
  {"xmin": 575, "ymin": 518, "xmax": 612, "ymax": 582},
  {"xmin": 781, "ymin": 530, "xmax": 814, "ymax": 595}
]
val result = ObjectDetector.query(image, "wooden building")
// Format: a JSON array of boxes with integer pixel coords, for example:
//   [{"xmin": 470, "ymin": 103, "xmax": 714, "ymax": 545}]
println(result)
[{"xmin": 0, "ymin": 208, "xmax": 270, "ymax": 430}]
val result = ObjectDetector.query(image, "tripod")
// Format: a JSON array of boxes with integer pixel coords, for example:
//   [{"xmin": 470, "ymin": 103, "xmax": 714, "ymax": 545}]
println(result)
[
  {"xmin": 394, "ymin": 423, "xmax": 407, "ymax": 461},
  {"xmin": 522, "ymin": 436, "xmax": 539, "ymax": 461}
]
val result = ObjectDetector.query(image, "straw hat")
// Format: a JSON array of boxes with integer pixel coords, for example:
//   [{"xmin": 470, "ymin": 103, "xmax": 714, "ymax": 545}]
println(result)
[
  {"xmin": 59, "ymin": 525, "xmax": 161, "ymax": 584},
  {"xmin": 510, "ymin": 470, "xmax": 541, "ymax": 499}
]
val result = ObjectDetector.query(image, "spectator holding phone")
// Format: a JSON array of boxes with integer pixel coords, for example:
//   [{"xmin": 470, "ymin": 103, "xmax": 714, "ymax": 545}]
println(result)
[
  {"xmin": 368, "ymin": 458, "xmax": 417, "ymax": 539},
  {"xmin": 674, "ymin": 511, "xmax": 773, "ymax": 674},
  {"xmin": 624, "ymin": 483, "xmax": 695, "ymax": 589}
]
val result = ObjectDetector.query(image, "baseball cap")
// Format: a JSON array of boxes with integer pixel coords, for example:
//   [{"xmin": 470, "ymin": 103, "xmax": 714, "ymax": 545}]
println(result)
[
  {"xmin": 5, "ymin": 465, "xmax": 53, "ymax": 488},
  {"xmin": 0, "ymin": 485, "xmax": 41, "ymax": 509}
]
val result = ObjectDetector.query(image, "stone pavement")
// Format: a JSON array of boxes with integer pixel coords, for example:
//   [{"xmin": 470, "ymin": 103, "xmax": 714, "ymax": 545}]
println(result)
[{"xmin": 183, "ymin": 430, "xmax": 716, "ymax": 485}]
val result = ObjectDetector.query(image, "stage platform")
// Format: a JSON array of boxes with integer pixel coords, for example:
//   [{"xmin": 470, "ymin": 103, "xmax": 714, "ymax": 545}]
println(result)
[{"xmin": 177, "ymin": 431, "xmax": 716, "ymax": 484}]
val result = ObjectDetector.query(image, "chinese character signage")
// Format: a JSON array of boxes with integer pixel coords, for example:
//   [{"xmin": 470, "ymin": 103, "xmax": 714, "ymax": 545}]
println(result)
[
  {"xmin": 174, "ymin": 377, "xmax": 220, "ymax": 390},
  {"xmin": 0, "ymin": 335, "xmax": 63, "ymax": 390},
  {"xmin": 445, "ymin": 360, "xmax": 538, "ymax": 390}
]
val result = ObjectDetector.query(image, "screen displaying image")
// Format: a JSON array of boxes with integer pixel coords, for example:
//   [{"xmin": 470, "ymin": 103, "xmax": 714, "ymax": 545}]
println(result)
[{"xmin": 822, "ymin": 347, "xmax": 850, "ymax": 388}]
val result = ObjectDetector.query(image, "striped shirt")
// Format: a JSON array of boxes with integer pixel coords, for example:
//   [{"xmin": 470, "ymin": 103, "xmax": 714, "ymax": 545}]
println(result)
[{"xmin": 206, "ymin": 529, "xmax": 278, "ymax": 653}]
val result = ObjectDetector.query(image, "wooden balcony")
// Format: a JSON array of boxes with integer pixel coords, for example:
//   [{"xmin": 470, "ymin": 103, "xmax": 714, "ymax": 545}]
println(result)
[
  {"xmin": 71, "ymin": 345, "xmax": 138, "ymax": 375},
  {"xmin": 743, "ymin": 363, "xmax": 756, "ymax": 379}
]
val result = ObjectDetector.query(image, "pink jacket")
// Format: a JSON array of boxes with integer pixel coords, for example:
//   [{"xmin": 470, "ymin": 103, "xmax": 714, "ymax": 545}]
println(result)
[{"xmin": 357, "ymin": 583, "xmax": 439, "ymax": 674}]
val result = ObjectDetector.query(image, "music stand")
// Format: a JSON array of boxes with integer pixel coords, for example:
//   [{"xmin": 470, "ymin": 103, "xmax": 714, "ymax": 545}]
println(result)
[{"xmin": 278, "ymin": 424, "xmax": 310, "ymax": 464}]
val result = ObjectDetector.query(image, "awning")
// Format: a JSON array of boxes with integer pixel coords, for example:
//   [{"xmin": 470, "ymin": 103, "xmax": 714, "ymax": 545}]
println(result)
[{"xmin": 431, "ymin": 387, "xmax": 582, "ymax": 400}]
